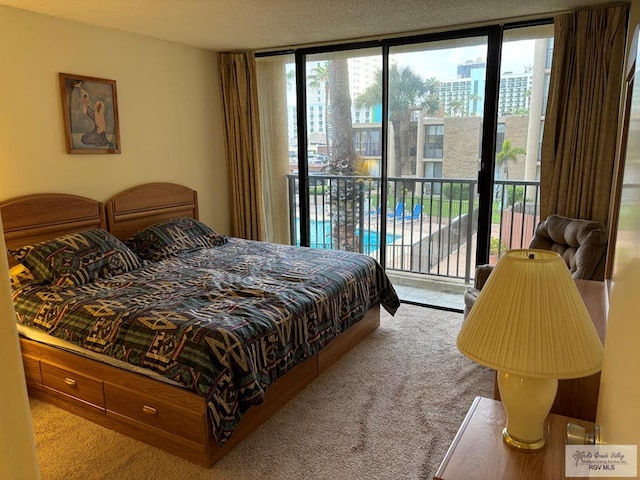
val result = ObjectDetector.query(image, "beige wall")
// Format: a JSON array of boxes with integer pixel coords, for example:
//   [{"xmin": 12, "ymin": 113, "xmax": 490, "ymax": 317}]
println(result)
[
  {"xmin": 442, "ymin": 116, "xmax": 482, "ymax": 179},
  {"xmin": 0, "ymin": 7, "xmax": 229, "ymax": 476},
  {"xmin": 418, "ymin": 115, "xmax": 528, "ymax": 181},
  {"xmin": 502, "ymin": 115, "xmax": 529, "ymax": 180},
  {"xmin": 0, "ymin": 5, "xmax": 230, "ymax": 234},
  {"xmin": 0, "ymin": 214, "xmax": 40, "ymax": 478}
]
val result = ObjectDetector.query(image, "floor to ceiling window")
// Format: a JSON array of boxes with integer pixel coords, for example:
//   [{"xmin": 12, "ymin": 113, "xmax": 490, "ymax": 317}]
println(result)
[
  {"xmin": 302, "ymin": 49, "xmax": 384, "ymax": 261},
  {"xmin": 256, "ymin": 20, "xmax": 553, "ymax": 311},
  {"xmin": 384, "ymin": 36, "xmax": 489, "ymax": 283},
  {"xmin": 490, "ymin": 25, "xmax": 554, "ymax": 262}
]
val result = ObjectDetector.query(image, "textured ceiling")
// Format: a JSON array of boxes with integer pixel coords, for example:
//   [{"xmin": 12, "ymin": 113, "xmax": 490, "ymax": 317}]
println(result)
[{"xmin": 0, "ymin": 0, "xmax": 626, "ymax": 51}]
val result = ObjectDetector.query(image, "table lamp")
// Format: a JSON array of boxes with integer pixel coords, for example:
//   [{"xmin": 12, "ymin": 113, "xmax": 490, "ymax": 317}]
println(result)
[{"xmin": 457, "ymin": 249, "xmax": 603, "ymax": 451}]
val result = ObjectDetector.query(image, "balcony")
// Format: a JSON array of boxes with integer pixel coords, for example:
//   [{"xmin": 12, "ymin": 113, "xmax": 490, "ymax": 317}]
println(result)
[{"xmin": 288, "ymin": 174, "xmax": 541, "ymax": 308}]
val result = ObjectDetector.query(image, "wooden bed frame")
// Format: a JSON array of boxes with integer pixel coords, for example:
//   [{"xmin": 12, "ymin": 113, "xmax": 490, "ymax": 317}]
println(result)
[{"xmin": 3, "ymin": 183, "xmax": 381, "ymax": 467}]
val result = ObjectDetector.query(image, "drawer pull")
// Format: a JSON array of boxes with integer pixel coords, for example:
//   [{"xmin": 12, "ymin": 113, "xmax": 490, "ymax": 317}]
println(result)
[
  {"xmin": 64, "ymin": 377, "xmax": 77, "ymax": 387},
  {"xmin": 142, "ymin": 405, "xmax": 157, "ymax": 416}
]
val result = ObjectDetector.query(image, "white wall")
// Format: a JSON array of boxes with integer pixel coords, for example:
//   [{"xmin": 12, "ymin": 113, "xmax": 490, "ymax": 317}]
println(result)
[{"xmin": 596, "ymin": 1, "xmax": 640, "ymax": 474}]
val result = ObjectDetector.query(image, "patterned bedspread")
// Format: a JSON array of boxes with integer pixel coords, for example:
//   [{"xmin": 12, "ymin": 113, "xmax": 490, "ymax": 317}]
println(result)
[{"xmin": 13, "ymin": 238, "xmax": 399, "ymax": 444}]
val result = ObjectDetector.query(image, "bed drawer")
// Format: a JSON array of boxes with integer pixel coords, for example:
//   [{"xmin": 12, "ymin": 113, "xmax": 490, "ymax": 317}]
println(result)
[
  {"xmin": 104, "ymin": 383, "xmax": 207, "ymax": 445},
  {"xmin": 22, "ymin": 354, "xmax": 43, "ymax": 390},
  {"xmin": 41, "ymin": 362, "xmax": 105, "ymax": 409}
]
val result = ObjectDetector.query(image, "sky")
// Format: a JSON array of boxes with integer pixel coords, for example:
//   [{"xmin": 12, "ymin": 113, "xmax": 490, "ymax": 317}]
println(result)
[
  {"xmin": 289, "ymin": 39, "xmax": 538, "ymax": 85},
  {"xmin": 392, "ymin": 40, "xmax": 537, "ymax": 81},
  {"xmin": 283, "ymin": 38, "xmax": 541, "ymax": 103}
]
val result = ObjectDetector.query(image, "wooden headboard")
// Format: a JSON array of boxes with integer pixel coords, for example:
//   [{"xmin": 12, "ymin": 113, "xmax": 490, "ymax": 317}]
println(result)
[
  {"xmin": 0, "ymin": 193, "xmax": 106, "ymax": 252},
  {"xmin": 0, "ymin": 183, "xmax": 198, "ymax": 255},
  {"xmin": 106, "ymin": 183, "xmax": 199, "ymax": 241}
]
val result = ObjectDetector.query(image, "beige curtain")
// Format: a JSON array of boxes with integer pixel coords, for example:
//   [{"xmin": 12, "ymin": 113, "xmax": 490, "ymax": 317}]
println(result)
[
  {"xmin": 218, "ymin": 52, "xmax": 266, "ymax": 241},
  {"xmin": 540, "ymin": 5, "xmax": 628, "ymax": 225},
  {"xmin": 256, "ymin": 56, "xmax": 294, "ymax": 245}
]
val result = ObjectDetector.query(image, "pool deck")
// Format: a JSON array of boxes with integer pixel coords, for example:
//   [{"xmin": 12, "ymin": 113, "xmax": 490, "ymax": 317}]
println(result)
[{"xmin": 308, "ymin": 210, "xmax": 475, "ymax": 310}]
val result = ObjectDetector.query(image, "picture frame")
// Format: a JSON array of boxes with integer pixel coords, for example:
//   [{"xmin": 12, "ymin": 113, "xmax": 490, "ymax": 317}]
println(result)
[{"xmin": 59, "ymin": 73, "xmax": 121, "ymax": 154}]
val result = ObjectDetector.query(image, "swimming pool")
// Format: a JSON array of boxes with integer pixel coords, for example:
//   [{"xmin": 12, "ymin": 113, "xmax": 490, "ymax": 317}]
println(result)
[{"xmin": 295, "ymin": 220, "xmax": 399, "ymax": 255}]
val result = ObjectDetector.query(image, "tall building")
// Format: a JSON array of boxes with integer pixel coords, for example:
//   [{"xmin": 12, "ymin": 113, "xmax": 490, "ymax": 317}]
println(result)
[
  {"xmin": 415, "ymin": 38, "xmax": 552, "ymax": 183},
  {"xmin": 457, "ymin": 58, "xmax": 486, "ymax": 78},
  {"xmin": 434, "ymin": 58, "xmax": 486, "ymax": 117},
  {"xmin": 349, "ymin": 56, "xmax": 381, "ymax": 124},
  {"xmin": 498, "ymin": 70, "xmax": 533, "ymax": 116},
  {"xmin": 286, "ymin": 57, "xmax": 380, "ymax": 150},
  {"xmin": 434, "ymin": 58, "xmax": 535, "ymax": 118}
]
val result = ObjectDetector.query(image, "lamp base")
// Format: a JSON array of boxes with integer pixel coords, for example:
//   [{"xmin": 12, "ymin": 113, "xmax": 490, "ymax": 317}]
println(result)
[
  {"xmin": 502, "ymin": 427, "xmax": 546, "ymax": 452},
  {"xmin": 497, "ymin": 371, "xmax": 558, "ymax": 452}
]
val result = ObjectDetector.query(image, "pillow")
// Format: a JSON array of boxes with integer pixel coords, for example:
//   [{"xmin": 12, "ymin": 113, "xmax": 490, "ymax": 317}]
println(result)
[
  {"xmin": 125, "ymin": 217, "xmax": 227, "ymax": 261},
  {"xmin": 8, "ymin": 229, "xmax": 143, "ymax": 287},
  {"xmin": 8, "ymin": 263, "xmax": 40, "ymax": 289}
]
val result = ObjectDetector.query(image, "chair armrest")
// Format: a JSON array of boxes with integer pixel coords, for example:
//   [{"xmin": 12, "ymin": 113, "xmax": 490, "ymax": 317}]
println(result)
[{"xmin": 474, "ymin": 264, "xmax": 495, "ymax": 290}]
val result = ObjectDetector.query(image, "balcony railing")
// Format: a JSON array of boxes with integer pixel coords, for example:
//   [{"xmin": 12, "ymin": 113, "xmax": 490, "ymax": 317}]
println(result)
[{"xmin": 287, "ymin": 174, "xmax": 540, "ymax": 283}]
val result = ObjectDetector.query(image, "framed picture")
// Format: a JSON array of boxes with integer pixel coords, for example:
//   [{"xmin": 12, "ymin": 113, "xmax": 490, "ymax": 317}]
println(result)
[{"xmin": 59, "ymin": 73, "xmax": 121, "ymax": 154}]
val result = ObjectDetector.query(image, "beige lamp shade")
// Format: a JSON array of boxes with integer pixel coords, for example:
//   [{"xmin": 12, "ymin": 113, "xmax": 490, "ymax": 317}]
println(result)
[{"xmin": 457, "ymin": 249, "xmax": 603, "ymax": 379}]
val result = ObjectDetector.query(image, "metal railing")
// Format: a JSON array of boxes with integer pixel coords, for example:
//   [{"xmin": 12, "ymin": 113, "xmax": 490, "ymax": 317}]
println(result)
[{"xmin": 287, "ymin": 174, "xmax": 540, "ymax": 282}]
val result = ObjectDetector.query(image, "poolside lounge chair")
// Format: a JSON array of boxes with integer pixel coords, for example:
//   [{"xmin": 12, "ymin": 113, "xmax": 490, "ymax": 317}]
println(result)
[
  {"xmin": 387, "ymin": 202, "xmax": 404, "ymax": 219},
  {"xmin": 367, "ymin": 206, "xmax": 381, "ymax": 217},
  {"xmin": 401, "ymin": 204, "xmax": 422, "ymax": 222}
]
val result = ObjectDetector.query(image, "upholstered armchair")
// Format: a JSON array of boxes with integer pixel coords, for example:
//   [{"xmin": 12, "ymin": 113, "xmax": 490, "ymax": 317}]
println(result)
[{"xmin": 463, "ymin": 214, "xmax": 608, "ymax": 317}]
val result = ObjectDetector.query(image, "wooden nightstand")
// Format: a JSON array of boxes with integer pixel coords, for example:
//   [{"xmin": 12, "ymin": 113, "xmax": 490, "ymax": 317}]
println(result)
[{"xmin": 434, "ymin": 396, "xmax": 593, "ymax": 480}]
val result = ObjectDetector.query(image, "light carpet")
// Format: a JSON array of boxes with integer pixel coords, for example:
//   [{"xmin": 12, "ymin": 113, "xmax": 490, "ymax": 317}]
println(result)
[{"xmin": 30, "ymin": 303, "xmax": 494, "ymax": 480}]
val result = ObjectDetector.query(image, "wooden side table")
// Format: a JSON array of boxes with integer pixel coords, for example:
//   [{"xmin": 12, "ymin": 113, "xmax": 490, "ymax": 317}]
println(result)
[{"xmin": 434, "ymin": 396, "xmax": 593, "ymax": 480}]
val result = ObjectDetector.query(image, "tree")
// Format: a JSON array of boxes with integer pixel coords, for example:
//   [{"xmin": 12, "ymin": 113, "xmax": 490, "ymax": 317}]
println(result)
[
  {"xmin": 449, "ymin": 99, "xmax": 465, "ymax": 117},
  {"xmin": 286, "ymin": 67, "xmax": 295, "ymax": 87},
  {"xmin": 423, "ymin": 77, "xmax": 442, "ymax": 117},
  {"xmin": 325, "ymin": 58, "xmax": 358, "ymax": 251},
  {"xmin": 308, "ymin": 63, "xmax": 330, "ymax": 155},
  {"xmin": 468, "ymin": 93, "xmax": 482, "ymax": 116},
  {"xmin": 355, "ymin": 64, "xmax": 429, "ymax": 176},
  {"xmin": 496, "ymin": 139, "xmax": 526, "ymax": 180}
]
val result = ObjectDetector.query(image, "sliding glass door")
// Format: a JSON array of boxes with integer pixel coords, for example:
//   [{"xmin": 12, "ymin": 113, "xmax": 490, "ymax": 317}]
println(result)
[
  {"xmin": 256, "ymin": 20, "xmax": 553, "ymax": 311},
  {"xmin": 384, "ymin": 36, "xmax": 488, "ymax": 285},
  {"xmin": 302, "ymin": 49, "xmax": 384, "ymax": 261},
  {"xmin": 489, "ymin": 25, "xmax": 554, "ymax": 262}
]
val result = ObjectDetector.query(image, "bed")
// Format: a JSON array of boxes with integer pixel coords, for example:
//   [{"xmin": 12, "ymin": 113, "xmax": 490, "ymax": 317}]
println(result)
[{"xmin": 4, "ymin": 182, "xmax": 399, "ymax": 466}]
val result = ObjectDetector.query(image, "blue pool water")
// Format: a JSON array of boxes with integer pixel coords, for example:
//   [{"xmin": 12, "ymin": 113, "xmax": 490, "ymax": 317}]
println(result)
[{"xmin": 296, "ymin": 220, "xmax": 399, "ymax": 254}]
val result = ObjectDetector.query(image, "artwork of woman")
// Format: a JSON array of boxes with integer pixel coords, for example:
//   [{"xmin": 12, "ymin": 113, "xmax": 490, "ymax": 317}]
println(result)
[
  {"xmin": 80, "ymin": 94, "xmax": 111, "ymax": 147},
  {"xmin": 62, "ymin": 74, "xmax": 120, "ymax": 153}
]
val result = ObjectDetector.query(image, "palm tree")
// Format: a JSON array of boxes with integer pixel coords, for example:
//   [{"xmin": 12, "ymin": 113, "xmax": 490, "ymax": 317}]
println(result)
[
  {"xmin": 422, "ymin": 77, "xmax": 441, "ymax": 115},
  {"xmin": 449, "ymin": 99, "xmax": 465, "ymax": 117},
  {"xmin": 325, "ymin": 58, "xmax": 358, "ymax": 251},
  {"xmin": 286, "ymin": 68, "xmax": 295, "ymax": 87},
  {"xmin": 496, "ymin": 139, "xmax": 526, "ymax": 180},
  {"xmin": 423, "ymin": 77, "xmax": 442, "ymax": 117},
  {"xmin": 425, "ymin": 77, "xmax": 440, "ymax": 93},
  {"xmin": 423, "ymin": 93, "xmax": 441, "ymax": 117},
  {"xmin": 468, "ymin": 93, "xmax": 482, "ymax": 115},
  {"xmin": 308, "ymin": 63, "xmax": 330, "ymax": 155},
  {"xmin": 355, "ymin": 64, "xmax": 429, "ymax": 175}
]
